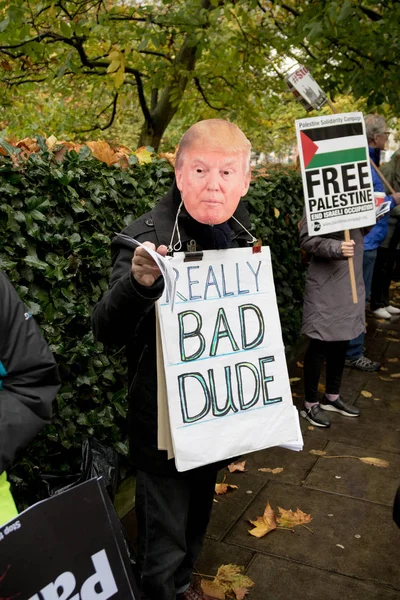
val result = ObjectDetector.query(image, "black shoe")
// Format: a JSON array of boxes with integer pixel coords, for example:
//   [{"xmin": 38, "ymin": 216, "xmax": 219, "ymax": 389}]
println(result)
[
  {"xmin": 344, "ymin": 355, "xmax": 380, "ymax": 372},
  {"xmin": 300, "ymin": 405, "xmax": 331, "ymax": 428},
  {"xmin": 320, "ymin": 396, "xmax": 360, "ymax": 417}
]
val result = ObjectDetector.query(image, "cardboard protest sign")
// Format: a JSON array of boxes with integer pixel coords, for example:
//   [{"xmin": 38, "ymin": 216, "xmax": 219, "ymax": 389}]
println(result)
[
  {"xmin": 0, "ymin": 478, "xmax": 139, "ymax": 600},
  {"xmin": 286, "ymin": 65, "xmax": 327, "ymax": 112},
  {"xmin": 296, "ymin": 112, "xmax": 376, "ymax": 236},
  {"xmin": 157, "ymin": 247, "xmax": 302, "ymax": 472}
]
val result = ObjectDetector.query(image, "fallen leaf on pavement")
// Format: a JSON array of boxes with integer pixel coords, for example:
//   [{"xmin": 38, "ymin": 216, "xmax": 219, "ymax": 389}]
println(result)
[
  {"xmin": 359, "ymin": 457, "xmax": 389, "ymax": 468},
  {"xmin": 258, "ymin": 467, "xmax": 284, "ymax": 474},
  {"xmin": 201, "ymin": 564, "xmax": 255, "ymax": 600},
  {"xmin": 289, "ymin": 377, "xmax": 301, "ymax": 383},
  {"xmin": 379, "ymin": 376, "xmax": 394, "ymax": 381},
  {"xmin": 277, "ymin": 507, "xmax": 313, "ymax": 529},
  {"xmin": 380, "ymin": 367, "xmax": 388, "ymax": 371},
  {"xmin": 318, "ymin": 383, "xmax": 326, "ymax": 393},
  {"xmin": 317, "ymin": 454, "xmax": 389, "ymax": 467},
  {"xmin": 201, "ymin": 580, "xmax": 225, "ymax": 599},
  {"xmin": 309, "ymin": 449, "xmax": 327, "ymax": 456},
  {"xmin": 296, "ymin": 361, "xmax": 304, "ymax": 368},
  {"xmin": 387, "ymin": 357, "xmax": 398, "ymax": 363},
  {"xmin": 373, "ymin": 397, "xmax": 381, "ymax": 401},
  {"xmin": 291, "ymin": 392, "xmax": 300, "ymax": 397},
  {"xmin": 386, "ymin": 337, "xmax": 400, "ymax": 342},
  {"xmin": 308, "ymin": 426, "xmax": 314, "ymax": 431},
  {"xmin": 249, "ymin": 501, "xmax": 277, "ymax": 538},
  {"xmin": 390, "ymin": 373, "xmax": 400, "ymax": 378},
  {"xmin": 228, "ymin": 460, "xmax": 247, "ymax": 473},
  {"xmin": 215, "ymin": 476, "xmax": 238, "ymax": 495},
  {"xmin": 360, "ymin": 390, "xmax": 372, "ymax": 398}
]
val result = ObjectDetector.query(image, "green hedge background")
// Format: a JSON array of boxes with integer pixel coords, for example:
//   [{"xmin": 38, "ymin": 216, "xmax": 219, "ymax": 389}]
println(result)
[{"xmin": 0, "ymin": 139, "xmax": 305, "ymax": 507}]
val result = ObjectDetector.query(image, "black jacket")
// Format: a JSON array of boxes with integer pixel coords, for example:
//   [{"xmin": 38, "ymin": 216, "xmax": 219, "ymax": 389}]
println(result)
[
  {"xmin": 0, "ymin": 272, "xmax": 61, "ymax": 473},
  {"xmin": 92, "ymin": 182, "xmax": 253, "ymax": 476}
]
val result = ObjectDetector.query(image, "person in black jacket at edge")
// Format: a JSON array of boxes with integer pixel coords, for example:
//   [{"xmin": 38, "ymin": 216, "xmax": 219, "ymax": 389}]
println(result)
[
  {"xmin": 0, "ymin": 272, "xmax": 61, "ymax": 525},
  {"xmin": 92, "ymin": 119, "xmax": 255, "ymax": 600}
]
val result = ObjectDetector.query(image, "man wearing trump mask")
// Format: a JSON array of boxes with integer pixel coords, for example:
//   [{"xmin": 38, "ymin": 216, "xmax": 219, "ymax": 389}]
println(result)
[{"xmin": 93, "ymin": 119, "xmax": 255, "ymax": 600}]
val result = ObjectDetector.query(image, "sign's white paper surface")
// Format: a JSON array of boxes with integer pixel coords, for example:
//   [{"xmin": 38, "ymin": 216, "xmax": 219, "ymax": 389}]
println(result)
[{"xmin": 157, "ymin": 247, "xmax": 302, "ymax": 471}]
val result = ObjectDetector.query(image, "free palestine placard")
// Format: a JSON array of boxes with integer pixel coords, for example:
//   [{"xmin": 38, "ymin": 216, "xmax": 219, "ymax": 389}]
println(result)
[{"xmin": 296, "ymin": 112, "xmax": 376, "ymax": 236}]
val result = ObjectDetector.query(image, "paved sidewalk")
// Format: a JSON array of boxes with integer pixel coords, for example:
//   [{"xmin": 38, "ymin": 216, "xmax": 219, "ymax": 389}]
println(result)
[{"xmin": 197, "ymin": 308, "xmax": 400, "ymax": 599}]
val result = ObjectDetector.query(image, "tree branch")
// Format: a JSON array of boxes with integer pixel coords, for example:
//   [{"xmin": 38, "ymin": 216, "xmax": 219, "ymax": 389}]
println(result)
[
  {"xmin": 139, "ymin": 50, "xmax": 172, "ymax": 63},
  {"xmin": 78, "ymin": 92, "xmax": 119, "ymax": 133},
  {"xmin": 359, "ymin": 4, "xmax": 382, "ymax": 21},
  {"xmin": 194, "ymin": 77, "xmax": 224, "ymax": 110}
]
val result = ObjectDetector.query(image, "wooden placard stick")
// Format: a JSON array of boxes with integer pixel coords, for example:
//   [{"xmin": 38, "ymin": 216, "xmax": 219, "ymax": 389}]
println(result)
[
  {"xmin": 328, "ymin": 98, "xmax": 358, "ymax": 303},
  {"xmin": 369, "ymin": 158, "xmax": 396, "ymax": 195}
]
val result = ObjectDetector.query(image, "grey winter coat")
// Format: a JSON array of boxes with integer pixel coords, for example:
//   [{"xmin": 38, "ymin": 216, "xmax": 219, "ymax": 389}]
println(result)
[{"xmin": 300, "ymin": 220, "xmax": 365, "ymax": 342}]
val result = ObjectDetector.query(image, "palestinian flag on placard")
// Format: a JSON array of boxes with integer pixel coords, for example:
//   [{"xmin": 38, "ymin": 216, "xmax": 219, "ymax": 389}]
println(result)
[{"xmin": 300, "ymin": 122, "xmax": 367, "ymax": 170}]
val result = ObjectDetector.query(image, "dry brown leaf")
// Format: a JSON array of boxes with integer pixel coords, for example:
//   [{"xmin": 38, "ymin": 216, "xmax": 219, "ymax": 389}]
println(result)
[
  {"xmin": 308, "ymin": 426, "xmax": 314, "ymax": 431},
  {"xmin": 309, "ymin": 449, "xmax": 327, "ymax": 456},
  {"xmin": 360, "ymin": 390, "xmax": 372, "ymax": 398},
  {"xmin": 359, "ymin": 457, "xmax": 389, "ymax": 468},
  {"xmin": 390, "ymin": 373, "xmax": 400, "ymax": 378},
  {"xmin": 258, "ymin": 467, "xmax": 284, "ymax": 474},
  {"xmin": 373, "ymin": 397, "xmax": 381, "ymax": 401},
  {"xmin": 248, "ymin": 501, "xmax": 277, "ymax": 538},
  {"xmin": 201, "ymin": 580, "xmax": 225, "ymax": 599},
  {"xmin": 318, "ymin": 383, "xmax": 326, "ymax": 393},
  {"xmin": 86, "ymin": 141, "xmax": 118, "ymax": 166},
  {"xmin": 379, "ymin": 376, "xmax": 394, "ymax": 381},
  {"xmin": 202, "ymin": 565, "xmax": 255, "ymax": 600},
  {"xmin": 277, "ymin": 506, "xmax": 313, "ymax": 529},
  {"xmin": 289, "ymin": 377, "xmax": 301, "ymax": 383},
  {"xmin": 215, "ymin": 481, "xmax": 238, "ymax": 495},
  {"xmin": 386, "ymin": 337, "xmax": 400, "ymax": 342},
  {"xmin": 296, "ymin": 361, "xmax": 304, "ymax": 368},
  {"xmin": 318, "ymin": 454, "xmax": 389, "ymax": 468},
  {"xmin": 291, "ymin": 392, "xmax": 300, "ymax": 397},
  {"xmin": 46, "ymin": 134, "xmax": 58, "ymax": 151},
  {"xmin": 228, "ymin": 460, "xmax": 247, "ymax": 473},
  {"xmin": 380, "ymin": 366, "xmax": 388, "ymax": 371},
  {"xmin": 387, "ymin": 357, "xmax": 399, "ymax": 363}
]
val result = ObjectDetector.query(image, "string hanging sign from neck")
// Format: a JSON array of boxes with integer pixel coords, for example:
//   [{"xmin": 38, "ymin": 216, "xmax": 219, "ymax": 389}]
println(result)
[{"xmin": 167, "ymin": 200, "xmax": 183, "ymax": 254}]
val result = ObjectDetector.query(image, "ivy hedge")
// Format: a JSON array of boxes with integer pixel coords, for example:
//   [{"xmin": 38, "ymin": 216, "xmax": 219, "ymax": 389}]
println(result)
[{"xmin": 0, "ymin": 139, "xmax": 305, "ymax": 507}]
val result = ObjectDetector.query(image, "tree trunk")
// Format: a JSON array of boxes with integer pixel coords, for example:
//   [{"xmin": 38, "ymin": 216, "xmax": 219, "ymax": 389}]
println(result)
[
  {"xmin": 137, "ymin": 0, "xmax": 213, "ymax": 151},
  {"xmin": 138, "ymin": 121, "xmax": 164, "ymax": 151}
]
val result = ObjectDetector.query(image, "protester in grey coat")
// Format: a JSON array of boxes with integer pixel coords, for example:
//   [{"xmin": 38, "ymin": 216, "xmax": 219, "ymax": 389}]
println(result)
[{"xmin": 299, "ymin": 220, "xmax": 363, "ymax": 427}]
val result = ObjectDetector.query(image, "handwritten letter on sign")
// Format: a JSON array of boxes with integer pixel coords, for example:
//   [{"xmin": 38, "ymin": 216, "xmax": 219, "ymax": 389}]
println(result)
[{"xmin": 158, "ymin": 247, "xmax": 301, "ymax": 472}]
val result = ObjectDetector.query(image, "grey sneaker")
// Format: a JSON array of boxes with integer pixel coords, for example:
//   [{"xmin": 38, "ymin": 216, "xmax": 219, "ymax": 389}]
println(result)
[
  {"xmin": 345, "ymin": 355, "xmax": 380, "ymax": 372},
  {"xmin": 320, "ymin": 396, "xmax": 360, "ymax": 418},
  {"xmin": 300, "ymin": 405, "xmax": 331, "ymax": 428}
]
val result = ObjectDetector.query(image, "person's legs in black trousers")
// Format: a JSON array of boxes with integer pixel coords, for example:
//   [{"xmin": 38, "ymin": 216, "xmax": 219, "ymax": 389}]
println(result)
[
  {"xmin": 135, "ymin": 467, "xmax": 217, "ymax": 600},
  {"xmin": 320, "ymin": 340, "xmax": 360, "ymax": 418},
  {"xmin": 302, "ymin": 338, "xmax": 331, "ymax": 428},
  {"xmin": 302, "ymin": 339, "xmax": 360, "ymax": 427},
  {"xmin": 370, "ymin": 247, "xmax": 391, "ymax": 311}
]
